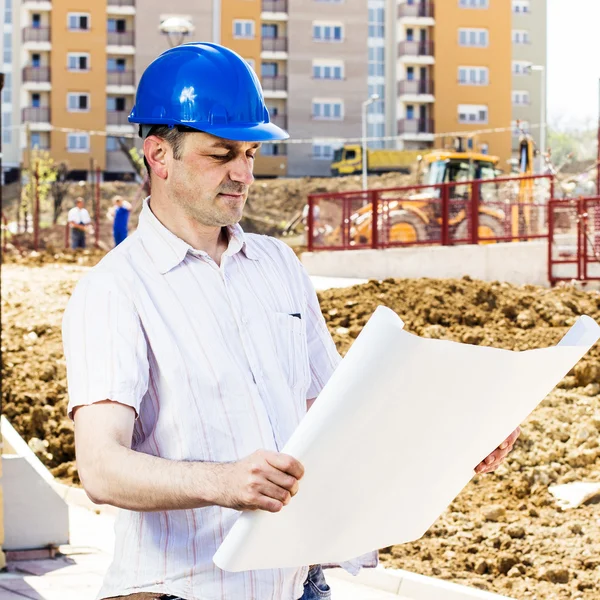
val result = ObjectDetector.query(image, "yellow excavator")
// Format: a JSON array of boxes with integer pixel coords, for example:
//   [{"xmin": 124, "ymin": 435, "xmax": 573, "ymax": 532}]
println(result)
[{"xmin": 329, "ymin": 134, "xmax": 538, "ymax": 246}]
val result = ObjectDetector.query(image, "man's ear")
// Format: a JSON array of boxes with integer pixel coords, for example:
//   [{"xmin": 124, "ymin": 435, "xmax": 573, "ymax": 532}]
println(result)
[{"xmin": 143, "ymin": 136, "xmax": 169, "ymax": 180}]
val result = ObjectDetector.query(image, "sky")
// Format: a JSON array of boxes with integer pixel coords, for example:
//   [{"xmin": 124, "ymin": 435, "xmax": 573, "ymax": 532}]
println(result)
[{"xmin": 548, "ymin": 0, "xmax": 600, "ymax": 129}]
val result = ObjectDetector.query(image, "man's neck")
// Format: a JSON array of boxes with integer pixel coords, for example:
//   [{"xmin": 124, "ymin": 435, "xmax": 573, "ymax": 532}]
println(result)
[{"xmin": 148, "ymin": 196, "xmax": 229, "ymax": 266}]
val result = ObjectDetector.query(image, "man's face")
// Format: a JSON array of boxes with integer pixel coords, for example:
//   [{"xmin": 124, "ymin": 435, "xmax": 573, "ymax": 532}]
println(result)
[
  {"xmin": 76, "ymin": 200, "xmax": 84, "ymax": 209},
  {"xmin": 168, "ymin": 132, "xmax": 259, "ymax": 228}
]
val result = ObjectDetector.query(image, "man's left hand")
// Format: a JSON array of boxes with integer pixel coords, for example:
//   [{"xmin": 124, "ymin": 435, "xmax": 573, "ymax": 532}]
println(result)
[{"xmin": 474, "ymin": 427, "xmax": 521, "ymax": 474}]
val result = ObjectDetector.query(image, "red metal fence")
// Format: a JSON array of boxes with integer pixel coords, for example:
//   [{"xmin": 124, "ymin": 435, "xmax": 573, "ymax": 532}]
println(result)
[
  {"xmin": 306, "ymin": 174, "xmax": 554, "ymax": 252},
  {"xmin": 548, "ymin": 196, "xmax": 600, "ymax": 285}
]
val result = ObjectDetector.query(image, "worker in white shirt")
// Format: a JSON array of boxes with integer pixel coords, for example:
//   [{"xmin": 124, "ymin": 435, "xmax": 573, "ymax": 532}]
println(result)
[
  {"xmin": 62, "ymin": 43, "xmax": 520, "ymax": 600},
  {"xmin": 67, "ymin": 197, "xmax": 91, "ymax": 249}
]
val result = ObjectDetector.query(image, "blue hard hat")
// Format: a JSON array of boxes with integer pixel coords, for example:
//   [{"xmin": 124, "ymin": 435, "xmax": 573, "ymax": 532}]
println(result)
[{"xmin": 129, "ymin": 42, "xmax": 289, "ymax": 142}]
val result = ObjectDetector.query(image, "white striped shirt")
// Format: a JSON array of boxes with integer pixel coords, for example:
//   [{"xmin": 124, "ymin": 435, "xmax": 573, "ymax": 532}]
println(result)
[{"xmin": 62, "ymin": 198, "xmax": 376, "ymax": 600}]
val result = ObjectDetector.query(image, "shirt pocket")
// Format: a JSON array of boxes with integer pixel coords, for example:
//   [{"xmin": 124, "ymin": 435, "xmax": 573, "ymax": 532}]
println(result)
[{"xmin": 271, "ymin": 312, "xmax": 310, "ymax": 392}]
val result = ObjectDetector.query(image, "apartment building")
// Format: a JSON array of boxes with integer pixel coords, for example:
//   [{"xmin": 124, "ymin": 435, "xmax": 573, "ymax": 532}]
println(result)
[{"xmin": 511, "ymin": 0, "xmax": 547, "ymax": 153}]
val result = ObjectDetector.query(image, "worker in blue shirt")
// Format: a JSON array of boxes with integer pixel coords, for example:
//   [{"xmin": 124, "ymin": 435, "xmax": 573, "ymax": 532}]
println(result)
[{"xmin": 108, "ymin": 195, "xmax": 131, "ymax": 246}]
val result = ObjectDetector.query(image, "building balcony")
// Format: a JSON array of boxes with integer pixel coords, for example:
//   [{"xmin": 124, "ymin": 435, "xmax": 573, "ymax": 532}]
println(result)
[
  {"xmin": 262, "ymin": 75, "xmax": 287, "ymax": 92},
  {"xmin": 398, "ymin": 118, "xmax": 434, "ymax": 135},
  {"xmin": 398, "ymin": 2, "xmax": 434, "ymax": 18},
  {"xmin": 107, "ymin": 70, "xmax": 135, "ymax": 85},
  {"xmin": 107, "ymin": 31, "xmax": 135, "ymax": 46},
  {"xmin": 262, "ymin": 37, "xmax": 287, "ymax": 52},
  {"xmin": 262, "ymin": 0, "xmax": 287, "ymax": 11},
  {"xmin": 23, "ymin": 27, "xmax": 51, "ymax": 43},
  {"xmin": 398, "ymin": 79, "xmax": 434, "ymax": 96},
  {"xmin": 398, "ymin": 40, "xmax": 434, "ymax": 57},
  {"xmin": 22, "ymin": 106, "xmax": 51, "ymax": 123},
  {"xmin": 107, "ymin": 0, "xmax": 135, "ymax": 5},
  {"xmin": 270, "ymin": 113, "xmax": 287, "ymax": 129},
  {"xmin": 107, "ymin": 110, "xmax": 131, "ymax": 125},
  {"xmin": 22, "ymin": 66, "xmax": 51, "ymax": 83}
]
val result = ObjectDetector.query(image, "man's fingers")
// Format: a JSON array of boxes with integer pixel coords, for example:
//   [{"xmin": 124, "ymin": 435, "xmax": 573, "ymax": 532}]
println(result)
[
  {"xmin": 499, "ymin": 427, "xmax": 521, "ymax": 450},
  {"xmin": 257, "ymin": 481, "xmax": 292, "ymax": 506},
  {"xmin": 265, "ymin": 467, "xmax": 300, "ymax": 496},
  {"xmin": 265, "ymin": 452, "xmax": 305, "ymax": 480}
]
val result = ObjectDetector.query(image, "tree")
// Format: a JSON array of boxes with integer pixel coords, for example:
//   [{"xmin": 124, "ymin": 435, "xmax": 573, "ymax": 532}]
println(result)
[
  {"xmin": 21, "ymin": 149, "xmax": 58, "ymax": 228},
  {"xmin": 50, "ymin": 163, "xmax": 70, "ymax": 224}
]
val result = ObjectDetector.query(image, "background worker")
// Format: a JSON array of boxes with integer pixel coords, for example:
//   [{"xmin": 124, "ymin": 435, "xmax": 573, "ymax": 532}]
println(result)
[
  {"xmin": 67, "ymin": 197, "xmax": 91, "ymax": 250},
  {"xmin": 107, "ymin": 195, "xmax": 132, "ymax": 247},
  {"xmin": 62, "ymin": 43, "xmax": 519, "ymax": 600}
]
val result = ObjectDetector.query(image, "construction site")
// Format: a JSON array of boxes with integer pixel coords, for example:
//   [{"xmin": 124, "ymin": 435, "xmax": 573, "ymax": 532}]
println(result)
[{"xmin": 2, "ymin": 129, "xmax": 600, "ymax": 599}]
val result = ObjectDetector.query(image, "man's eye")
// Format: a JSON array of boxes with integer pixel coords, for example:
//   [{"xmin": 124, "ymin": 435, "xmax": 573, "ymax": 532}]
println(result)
[{"xmin": 211, "ymin": 154, "xmax": 229, "ymax": 160}]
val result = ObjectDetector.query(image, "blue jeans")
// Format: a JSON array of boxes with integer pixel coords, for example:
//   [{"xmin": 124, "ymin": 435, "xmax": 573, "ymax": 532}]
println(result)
[{"xmin": 299, "ymin": 565, "xmax": 331, "ymax": 599}]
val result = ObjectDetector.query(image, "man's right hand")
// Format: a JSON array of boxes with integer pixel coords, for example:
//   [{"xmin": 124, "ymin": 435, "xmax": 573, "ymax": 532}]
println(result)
[{"xmin": 220, "ymin": 450, "xmax": 305, "ymax": 513}]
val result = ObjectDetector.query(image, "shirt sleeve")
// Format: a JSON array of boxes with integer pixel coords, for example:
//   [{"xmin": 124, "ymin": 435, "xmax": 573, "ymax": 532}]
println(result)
[
  {"xmin": 82, "ymin": 209, "xmax": 92, "ymax": 225},
  {"xmin": 62, "ymin": 270, "xmax": 149, "ymax": 419},
  {"xmin": 299, "ymin": 263, "xmax": 342, "ymax": 399}
]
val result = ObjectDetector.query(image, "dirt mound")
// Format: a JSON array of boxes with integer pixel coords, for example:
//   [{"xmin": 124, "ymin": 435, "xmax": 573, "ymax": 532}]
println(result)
[{"xmin": 2, "ymin": 267, "xmax": 600, "ymax": 599}]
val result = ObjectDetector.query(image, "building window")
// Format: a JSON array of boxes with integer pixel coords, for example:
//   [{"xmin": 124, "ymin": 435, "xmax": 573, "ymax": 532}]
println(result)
[
  {"xmin": 108, "ymin": 18, "xmax": 126, "ymax": 32},
  {"xmin": 3, "ymin": 31, "xmax": 11, "ymax": 62},
  {"xmin": 368, "ymin": 46, "xmax": 385, "ymax": 76},
  {"xmin": 368, "ymin": 83, "xmax": 385, "ymax": 99},
  {"xmin": 512, "ymin": 30, "xmax": 530, "ymax": 44},
  {"xmin": 68, "ymin": 12, "xmax": 90, "ymax": 31},
  {"xmin": 458, "ymin": 66, "xmax": 489, "ymax": 85},
  {"xmin": 406, "ymin": 28, "xmax": 414, "ymax": 42},
  {"xmin": 68, "ymin": 53, "xmax": 90, "ymax": 71},
  {"xmin": 313, "ymin": 61, "xmax": 344, "ymax": 80},
  {"xmin": 68, "ymin": 93, "xmax": 90, "ymax": 112},
  {"xmin": 406, "ymin": 105, "xmax": 415, "ymax": 120},
  {"xmin": 31, "ymin": 132, "xmax": 42, "ymax": 149},
  {"xmin": 261, "ymin": 62, "xmax": 278, "ymax": 77},
  {"xmin": 106, "ymin": 136, "xmax": 119, "ymax": 151},
  {"xmin": 4, "ymin": 1, "xmax": 11, "ymax": 24},
  {"xmin": 368, "ymin": 7, "xmax": 384, "ymax": 38},
  {"xmin": 67, "ymin": 133, "xmax": 90, "ymax": 152},
  {"xmin": 312, "ymin": 100, "xmax": 343, "ymax": 120},
  {"xmin": 245, "ymin": 58, "xmax": 256, "ymax": 70},
  {"xmin": 2, "ymin": 73, "xmax": 11, "ymax": 103},
  {"xmin": 312, "ymin": 142, "xmax": 340, "ymax": 160},
  {"xmin": 107, "ymin": 58, "xmax": 126, "ymax": 72},
  {"xmin": 2, "ymin": 112, "xmax": 11, "ymax": 144},
  {"xmin": 261, "ymin": 143, "xmax": 283, "ymax": 156},
  {"xmin": 512, "ymin": 60, "xmax": 532, "ymax": 74},
  {"xmin": 31, "ymin": 13, "xmax": 42, "ymax": 28},
  {"xmin": 512, "ymin": 90, "xmax": 530, "ymax": 105},
  {"xmin": 313, "ymin": 23, "xmax": 343, "ymax": 42},
  {"xmin": 458, "ymin": 28, "xmax": 488, "ymax": 47},
  {"xmin": 262, "ymin": 23, "xmax": 278, "ymax": 39},
  {"xmin": 458, "ymin": 104, "xmax": 488, "ymax": 124},
  {"xmin": 233, "ymin": 20, "xmax": 255, "ymax": 39},
  {"xmin": 32, "ymin": 53, "xmax": 41, "ymax": 67},
  {"xmin": 459, "ymin": 0, "xmax": 489, "ymax": 8},
  {"xmin": 512, "ymin": 0, "xmax": 530, "ymax": 13},
  {"xmin": 512, "ymin": 120, "xmax": 530, "ymax": 136},
  {"xmin": 107, "ymin": 96, "xmax": 127, "ymax": 111},
  {"xmin": 31, "ymin": 93, "xmax": 41, "ymax": 107}
]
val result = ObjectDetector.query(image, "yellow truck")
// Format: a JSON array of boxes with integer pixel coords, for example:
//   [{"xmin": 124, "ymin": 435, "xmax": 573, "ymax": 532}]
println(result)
[{"xmin": 330, "ymin": 145, "xmax": 422, "ymax": 176}]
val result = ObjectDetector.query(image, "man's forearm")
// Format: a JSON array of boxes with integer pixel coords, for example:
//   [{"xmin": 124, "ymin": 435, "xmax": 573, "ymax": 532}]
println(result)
[{"xmin": 82, "ymin": 442, "xmax": 229, "ymax": 511}]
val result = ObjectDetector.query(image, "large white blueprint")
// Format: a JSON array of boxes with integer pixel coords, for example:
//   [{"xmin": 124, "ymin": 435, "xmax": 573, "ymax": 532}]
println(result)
[{"xmin": 214, "ymin": 306, "xmax": 600, "ymax": 572}]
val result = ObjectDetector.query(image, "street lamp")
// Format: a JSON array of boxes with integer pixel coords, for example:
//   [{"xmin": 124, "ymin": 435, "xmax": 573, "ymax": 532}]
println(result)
[
  {"xmin": 531, "ymin": 65, "xmax": 546, "ymax": 172},
  {"xmin": 362, "ymin": 93, "xmax": 380, "ymax": 191},
  {"xmin": 159, "ymin": 16, "xmax": 194, "ymax": 47}
]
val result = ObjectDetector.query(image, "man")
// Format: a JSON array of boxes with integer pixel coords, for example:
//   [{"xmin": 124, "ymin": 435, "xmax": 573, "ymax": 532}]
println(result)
[
  {"xmin": 107, "ymin": 195, "xmax": 132, "ymax": 247},
  {"xmin": 62, "ymin": 43, "xmax": 519, "ymax": 600},
  {"xmin": 67, "ymin": 197, "xmax": 91, "ymax": 249}
]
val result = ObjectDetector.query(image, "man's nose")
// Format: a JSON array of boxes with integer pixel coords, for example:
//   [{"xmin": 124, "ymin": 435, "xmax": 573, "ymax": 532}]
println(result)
[{"xmin": 228, "ymin": 155, "xmax": 254, "ymax": 186}]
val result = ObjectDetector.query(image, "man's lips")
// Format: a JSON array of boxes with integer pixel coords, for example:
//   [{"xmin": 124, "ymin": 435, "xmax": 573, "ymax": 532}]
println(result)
[{"xmin": 218, "ymin": 192, "xmax": 244, "ymax": 199}]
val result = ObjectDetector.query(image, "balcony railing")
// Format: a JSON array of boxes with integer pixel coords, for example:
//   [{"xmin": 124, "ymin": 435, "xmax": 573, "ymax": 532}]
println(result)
[
  {"xmin": 22, "ymin": 106, "xmax": 51, "ymax": 123},
  {"xmin": 397, "ymin": 118, "xmax": 434, "ymax": 135},
  {"xmin": 261, "ymin": 37, "xmax": 288, "ymax": 52},
  {"xmin": 398, "ymin": 40, "xmax": 434, "ymax": 57},
  {"xmin": 22, "ymin": 66, "xmax": 51, "ymax": 83},
  {"xmin": 398, "ymin": 2, "xmax": 434, "ymax": 18},
  {"xmin": 23, "ymin": 27, "xmax": 51, "ymax": 43},
  {"xmin": 262, "ymin": 0, "xmax": 287, "ymax": 11},
  {"xmin": 107, "ymin": 0, "xmax": 135, "ymax": 6},
  {"xmin": 107, "ymin": 31, "xmax": 135, "ymax": 46},
  {"xmin": 270, "ymin": 113, "xmax": 287, "ymax": 129},
  {"xmin": 107, "ymin": 70, "xmax": 135, "ymax": 86},
  {"xmin": 398, "ymin": 79, "xmax": 434, "ymax": 96},
  {"xmin": 107, "ymin": 111, "xmax": 131, "ymax": 125},
  {"xmin": 262, "ymin": 75, "xmax": 287, "ymax": 91}
]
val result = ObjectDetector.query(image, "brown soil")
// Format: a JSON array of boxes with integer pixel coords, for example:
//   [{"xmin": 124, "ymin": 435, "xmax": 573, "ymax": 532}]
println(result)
[{"xmin": 2, "ymin": 266, "xmax": 600, "ymax": 599}]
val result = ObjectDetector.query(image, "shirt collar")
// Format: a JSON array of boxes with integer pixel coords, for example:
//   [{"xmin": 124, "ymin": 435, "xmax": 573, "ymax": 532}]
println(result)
[{"xmin": 137, "ymin": 197, "xmax": 259, "ymax": 274}]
